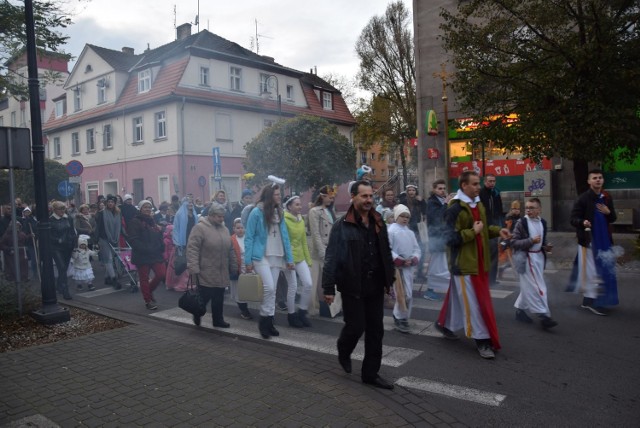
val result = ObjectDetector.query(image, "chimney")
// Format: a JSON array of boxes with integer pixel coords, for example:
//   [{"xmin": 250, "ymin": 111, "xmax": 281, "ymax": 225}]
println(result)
[
  {"xmin": 122, "ymin": 47, "xmax": 134, "ymax": 55},
  {"xmin": 177, "ymin": 23, "xmax": 192, "ymax": 41}
]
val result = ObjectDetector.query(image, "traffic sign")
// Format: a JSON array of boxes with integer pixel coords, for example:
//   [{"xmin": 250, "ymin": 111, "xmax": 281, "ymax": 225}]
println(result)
[
  {"xmin": 57, "ymin": 180, "xmax": 75, "ymax": 197},
  {"xmin": 212, "ymin": 147, "xmax": 222, "ymax": 181},
  {"xmin": 198, "ymin": 175, "xmax": 206, "ymax": 187},
  {"xmin": 68, "ymin": 176, "xmax": 82, "ymax": 183},
  {"xmin": 66, "ymin": 160, "xmax": 84, "ymax": 176}
]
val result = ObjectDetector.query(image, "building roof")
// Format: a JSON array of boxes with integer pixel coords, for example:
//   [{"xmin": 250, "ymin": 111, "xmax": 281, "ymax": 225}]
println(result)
[{"xmin": 44, "ymin": 29, "xmax": 355, "ymax": 131}]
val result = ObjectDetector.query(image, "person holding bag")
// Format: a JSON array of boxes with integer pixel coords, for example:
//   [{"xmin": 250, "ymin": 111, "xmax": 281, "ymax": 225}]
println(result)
[
  {"xmin": 166, "ymin": 198, "xmax": 197, "ymax": 291},
  {"xmin": 186, "ymin": 202, "xmax": 238, "ymax": 328}
]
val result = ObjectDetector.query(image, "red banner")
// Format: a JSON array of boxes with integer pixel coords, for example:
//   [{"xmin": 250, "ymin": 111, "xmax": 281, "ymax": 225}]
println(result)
[{"xmin": 448, "ymin": 158, "xmax": 551, "ymax": 178}]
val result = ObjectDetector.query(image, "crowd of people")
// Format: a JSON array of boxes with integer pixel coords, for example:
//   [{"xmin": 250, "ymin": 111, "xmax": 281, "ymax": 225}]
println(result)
[{"xmin": 0, "ymin": 167, "xmax": 621, "ymax": 388}]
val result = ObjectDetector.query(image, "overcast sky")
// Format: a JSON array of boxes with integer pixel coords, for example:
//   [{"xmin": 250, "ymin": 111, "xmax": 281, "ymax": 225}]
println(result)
[{"xmin": 63, "ymin": 0, "xmax": 403, "ymax": 83}]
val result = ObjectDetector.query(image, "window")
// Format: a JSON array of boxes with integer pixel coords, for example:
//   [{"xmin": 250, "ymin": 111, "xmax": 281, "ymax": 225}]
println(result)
[
  {"xmin": 73, "ymin": 87, "xmax": 82, "ymax": 111},
  {"xmin": 200, "ymin": 67, "xmax": 210, "ymax": 86},
  {"xmin": 71, "ymin": 132, "xmax": 80, "ymax": 155},
  {"xmin": 371, "ymin": 168, "xmax": 376, "ymax": 176},
  {"xmin": 381, "ymin": 169, "xmax": 385, "ymax": 177},
  {"xmin": 53, "ymin": 137, "xmax": 61, "ymax": 158},
  {"xmin": 97, "ymin": 79, "xmax": 107, "ymax": 104},
  {"xmin": 20, "ymin": 109, "xmax": 26, "ymax": 127},
  {"xmin": 103, "ymin": 124, "xmax": 112, "ymax": 149},
  {"xmin": 138, "ymin": 69, "xmax": 151, "ymax": 93},
  {"xmin": 86, "ymin": 128, "xmax": 95, "ymax": 152},
  {"xmin": 11, "ymin": 111, "xmax": 16, "ymax": 126},
  {"xmin": 215, "ymin": 113, "xmax": 232, "ymax": 142},
  {"xmin": 322, "ymin": 92, "xmax": 332, "ymax": 110},
  {"xmin": 259, "ymin": 73, "xmax": 270, "ymax": 94},
  {"xmin": 155, "ymin": 111, "xmax": 166, "ymax": 139},
  {"xmin": 380, "ymin": 153, "xmax": 386, "ymax": 161},
  {"xmin": 263, "ymin": 119, "xmax": 276, "ymax": 129},
  {"xmin": 371, "ymin": 153, "xmax": 376, "ymax": 160},
  {"xmin": 360, "ymin": 152, "xmax": 367, "ymax": 164},
  {"xmin": 55, "ymin": 100, "xmax": 65, "ymax": 117},
  {"xmin": 133, "ymin": 116, "xmax": 143, "ymax": 143},
  {"xmin": 229, "ymin": 66, "xmax": 242, "ymax": 91},
  {"xmin": 286, "ymin": 85, "xmax": 294, "ymax": 100}
]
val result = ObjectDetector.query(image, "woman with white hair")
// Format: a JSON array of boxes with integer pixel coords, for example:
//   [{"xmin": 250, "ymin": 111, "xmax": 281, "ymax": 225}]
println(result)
[
  {"xmin": 128, "ymin": 199, "xmax": 166, "ymax": 310},
  {"xmin": 244, "ymin": 180, "xmax": 294, "ymax": 339}
]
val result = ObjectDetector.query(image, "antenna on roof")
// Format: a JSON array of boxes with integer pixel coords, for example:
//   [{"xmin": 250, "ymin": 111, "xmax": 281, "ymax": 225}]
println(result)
[
  {"xmin": 173, "ymin": 5, "xmax": 176, "ymax": 29},
  {"xmin": 253, "ymin": 19, "xmax": 273, "ymax": 55}
]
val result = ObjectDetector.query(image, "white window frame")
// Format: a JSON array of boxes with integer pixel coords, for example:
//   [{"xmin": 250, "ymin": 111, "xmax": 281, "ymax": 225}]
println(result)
[
  {"xmin": 85, "ymin": 181, "xmax": 99, "ymax": 204},
  {"xmin": 103, "ymin": 124, "xmax": 112, "ymax": 149},
  {"xmin": 322, "ymin": 92, "xmax": 332, "ymax": 110},
  {"xmin": 53, "ymin": 136, "xmax": 61, "ymax": 158},
  {"xmin": 215, "ymin": 113, "xmax": 233, "ymax": 142},
  {"xmin": 71, "ymin": 132, "xmax": 80, "ymax": 155},
  {"xmin": 286, "ymin": 84, "xmax": 294, "ymax": 101},
  {"xmin": 371, "ymin": 153, "xmax": 376, "ymax": 160},
  {"xmin": 200, "ymin": 66, "xmax": 210, "ymax": 86},
  {"xmin": 158, "ymin": 175, "xmax": 171, "ymax": 203},
  {"xmin": 55, "ymin": 100, "xmax": 65, "ymax": 117},
  {"xmin": 259, "ymin": 73, "xmax": 269, "ymax": 94},
  {"xmin": 229, "ymin": 66, "xmax": 242, "ymax": 91},
  {"xmin": 97, "ymin": 79, "xmax": 107, "ymax": 104},
  {"xmin": 138, "ymin": 69, "xmax": 151, "ymax": 93},
  {"xmin": 11, "ymin": 111, "xmax": 16, "ymax": 126},
  {"xmin": 86, "ymin": 128, "xmax": 95, "ymax": 152},
  {"xmin": 155, "ymin": 111, "xmax": 166, "ymax": 140},
  {"xmin": 133, "ymin": 116, "xmax": 144, "ymax": 143},
  {"xmin": 73, "ymin": 87, "xmax": 82, "ymax": 111}
]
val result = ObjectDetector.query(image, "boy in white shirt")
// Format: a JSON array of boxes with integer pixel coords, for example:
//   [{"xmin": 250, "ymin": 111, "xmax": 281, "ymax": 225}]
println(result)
[{"xmin": 387, "ymin": 204, "xmax": 422, "ymax": 333}]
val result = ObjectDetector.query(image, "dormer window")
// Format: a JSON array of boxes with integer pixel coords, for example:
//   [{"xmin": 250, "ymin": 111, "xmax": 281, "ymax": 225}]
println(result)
[
  {"xmin": 322, "ymin": 92, "xmax": 333, "ymax": 110},
  {"xmin": 97, "ymin": 79, "xmax": 107, "ymax": 104},
  {"xmin": 55, "ymin": 99, "xmax": 66, "ymax": 118},
  {"xmin": 73, "ymin": 86, "xmax": 82, "ymax": 111},
  {"xmin": 138, "ymin": 69, "xmax": 151, "ymax": 93}
]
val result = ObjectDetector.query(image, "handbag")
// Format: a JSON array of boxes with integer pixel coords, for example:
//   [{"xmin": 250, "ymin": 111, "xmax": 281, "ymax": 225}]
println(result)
[
  {"xmin": 237, "ymin": 273, "xmax": 264, "ymax": 302},
  {"xmin": 178, "ymin": 275, "xmax": 206, "ymax": 316},
  {"xmin": 174, "ymin": 246, "xmax": 187, "ymax": 276}
]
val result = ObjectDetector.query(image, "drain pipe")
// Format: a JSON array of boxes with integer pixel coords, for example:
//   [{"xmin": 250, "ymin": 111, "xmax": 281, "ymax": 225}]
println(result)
[{"xmin": 180, "ymin": 97, "xmax": 186, "ymax": 195}]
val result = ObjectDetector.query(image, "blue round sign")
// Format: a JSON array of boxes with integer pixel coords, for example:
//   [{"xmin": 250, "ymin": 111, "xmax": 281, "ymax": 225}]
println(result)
[
  {"xmin": 57, "ymin": 180, "xmax": 75, "ymax": 197},
  {"xmin": 198, "ymin": 175, "xmax": 206, "ymax": 187},
  {"xmin": 66, "ymin": 160, "xmax": 84, "ymax": 176}
]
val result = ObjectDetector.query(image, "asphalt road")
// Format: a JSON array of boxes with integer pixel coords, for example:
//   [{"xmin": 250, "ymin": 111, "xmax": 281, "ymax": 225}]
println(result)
[{"xmin": 64, "ymin": 261, "xmax": 640, "ymax": 427}]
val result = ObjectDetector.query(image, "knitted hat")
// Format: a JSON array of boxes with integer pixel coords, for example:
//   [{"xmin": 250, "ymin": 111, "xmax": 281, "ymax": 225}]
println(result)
[
  {"xmin": 208, "ymin": 202, "xmax": 226, "ymax": 216},
  {"xmin": 393, "ymin": 204, "xmax": 411, "ymax": 221},
  {"xmin": 138, "ymin": 199, "xmax": 152, "ymax": 210},
  {"xmin": 106, "ymin": 194, "xmax": 117, "ymax": 203},
  {"xmin": 241, "ymin": 189, "xmax": 253, "ymax": 198},
  {"xmin": 78, "ymin": 235, "xmax": 89, "ymax": 247},
  {"xmin": 123, "ymin": 194, "xmax": 133, "ymax": 202}
]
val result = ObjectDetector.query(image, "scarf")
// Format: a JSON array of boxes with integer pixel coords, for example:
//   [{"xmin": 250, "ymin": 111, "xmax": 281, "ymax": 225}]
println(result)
[
  {"xmin": 592, "ymin": 192, "xmax": 618, "ymax": 306},
  {"xmin": 102, "ymin": 208, "xmax": 121, "ymax": 244},
  {"xmin": 172, "ymin": 200, "xmax": 198, "ymax": 246}
]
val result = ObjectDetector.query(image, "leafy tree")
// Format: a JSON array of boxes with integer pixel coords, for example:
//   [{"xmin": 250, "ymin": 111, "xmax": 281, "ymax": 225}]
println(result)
[
  {"xmin": 355, "ymin": 0, "xmax": 416, "ymax": 188},
  {"xmin": 440, "ymin": 0, "xmax": 640, "ymax": 193},
  {"xmin": 0, "ymin": 158, "xmax": 67, "ymax": 205},
  {"xmin": 243, "ymin": 115, "xmax": 356, "ymax": 193},
  {"xmin": 1, "ymin": 0, "xmax": 73, "ymax": 98}
]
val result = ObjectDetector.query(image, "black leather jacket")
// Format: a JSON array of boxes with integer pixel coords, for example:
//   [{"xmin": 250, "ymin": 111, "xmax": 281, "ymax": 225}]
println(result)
[{"xmin": 322, "ymin": 205, "xmax": 394, "ymax": 298}]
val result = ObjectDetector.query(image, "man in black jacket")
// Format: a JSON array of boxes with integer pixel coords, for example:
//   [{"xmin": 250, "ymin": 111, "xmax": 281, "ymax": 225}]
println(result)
[
  {"xmin": 322, "ymin": 180, "xmax": 395, "ymax": 390},
  {"xmin": 479, "ymin": 174, "xmax": 504, "ymax": 285}
]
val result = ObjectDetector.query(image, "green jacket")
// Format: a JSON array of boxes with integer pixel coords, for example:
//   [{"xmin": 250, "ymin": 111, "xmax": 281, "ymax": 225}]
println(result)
[
  {"xmin": 284, "ymin": 211, "xmax": 312, "ymax": 266},
  {"xmin": 445, "ymin": 199, "xmax": 501, "ymax": 275}
]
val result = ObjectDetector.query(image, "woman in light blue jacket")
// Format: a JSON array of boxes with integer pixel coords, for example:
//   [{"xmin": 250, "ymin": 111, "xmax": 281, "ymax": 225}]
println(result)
[{"xmin": 244, "ymin": 182, "xmax": 293, "ymax": 339}]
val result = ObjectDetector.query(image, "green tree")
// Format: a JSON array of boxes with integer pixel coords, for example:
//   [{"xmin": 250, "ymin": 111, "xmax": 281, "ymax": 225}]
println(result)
[
  {"xmin": 243, "ymin": 115, "xmax": 355, "ymax": 193},
  {"xmin": 355, "ymin": 0, "xmax": 416, "ymax": 188},
  {"xmin": 440, "ymin": 0, "xmax": 640, "ymax": 193},
  {"xmin": 1, "ymin": 0, "xmax": 73, "ymax": 98},
  {"xmin": 0, "ymin": 158, "xmax": 67, "ymax": 204}
]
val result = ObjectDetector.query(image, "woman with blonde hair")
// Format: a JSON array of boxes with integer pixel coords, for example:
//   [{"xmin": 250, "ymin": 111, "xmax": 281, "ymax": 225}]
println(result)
[{"xmin": 49, "ymin": 201, "xmax": 77, "ymax": 299}]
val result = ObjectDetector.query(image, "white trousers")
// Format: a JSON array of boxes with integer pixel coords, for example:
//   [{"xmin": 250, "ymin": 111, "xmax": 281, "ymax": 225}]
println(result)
[
  {"xmin": 283, "ymin": 260, "xmax": 313, "ymax": 313},
  {"xmin": 576, "ymin": 245, "xmax": 598, "ymax": 299},
  {"xmin": 426, "ymin": 252, "xmax": 450, "ymax": 292},
  {"xmin": 444, "ymin": 275, "xmax": 490, "ymax": 340},
  {"xmin": 254, "ymin": 259, "xmax": 284, "ymax": 316}
]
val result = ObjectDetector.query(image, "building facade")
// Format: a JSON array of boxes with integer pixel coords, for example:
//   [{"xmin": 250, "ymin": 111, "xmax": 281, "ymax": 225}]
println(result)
[{"xmin": 43, "ymin": 24, "xmax": 355, "ymax": 207}]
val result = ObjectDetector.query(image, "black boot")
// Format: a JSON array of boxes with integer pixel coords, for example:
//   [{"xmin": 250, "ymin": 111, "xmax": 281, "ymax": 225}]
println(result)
[
  {"xmin": 269, "ymin": 316, "xmax": 280, "ymax": 337},
  {"xmin": 237, "ymin": 302, "xmax": 253, "ymax": 320},
  {"xmin": 297, "ymin": 309, "xmax": 312, "ymax": 327},
  {"xmin": 288, "ymin": 312, "xmax": 304, "ymax": 328},
  {"xmin": 212, "ymin": 288, "xmax": 230, "ymax": 328},
  {"xmin": 259, "ymin": 316, "xmax": 271, "ymax": 339},
  {"xmin": 61, "ymin": 284, "xmax": 72, "ymax": 300}
]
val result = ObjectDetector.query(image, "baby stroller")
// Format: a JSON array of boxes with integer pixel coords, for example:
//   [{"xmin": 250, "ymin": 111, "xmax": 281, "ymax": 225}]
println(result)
[{"xmin": 109, "ymin": 241, "xmax": 139, "ymax": 293}]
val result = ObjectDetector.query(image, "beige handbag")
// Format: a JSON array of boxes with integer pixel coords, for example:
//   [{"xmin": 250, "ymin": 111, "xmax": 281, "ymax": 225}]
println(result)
[{"xmin": 237, "ymin": 273, "xmax": 264, "ymax": 302}]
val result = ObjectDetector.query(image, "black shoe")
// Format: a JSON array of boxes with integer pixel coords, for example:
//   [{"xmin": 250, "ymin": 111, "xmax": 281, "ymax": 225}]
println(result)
[
  {"xmin": 113, "ymin": 280, "xmax": 122, "ymax": 290},
  {"xmin": 288, "ymin": 313, "xmax": 304, "ymax": 328},
  {"xmin": 104, "ymin": 277, "xmax": 112, "ymax": 286},
  {"xmin": 259, "ymin": 316, "xmax": 271, "ymax": 339},
  {"xmin": 516, "ymin": 309, "xmax": 533, "ymax": 323},
  {"xmin": 581, "ymin": 298, "xmax": 607, "ymax": 316},
  {"xmin": 87, "ymin": 284, "xmax": 96, "ymax": 291},
  {"xmin": 240, "ymin": 310, "xmax": 253, "ymax": 320},
  {"xmin": 76, "ymin": 284, "xmax": 83, "ymax": 291},
  {"xmin": 276, "ymin": 301, "xmax": 288, "ymax": 312},
  {"xmin": 338, "ymin": 354, "xmax": 352, "ymax": 374},
  {"xmin": 193, "ymin": 314, "xmax": 201, "ymax": 326},
  {"xmin": 297, "ymin": 309, "xmax": 312, "ymax": 327},
  {"xmin": 268, "ymin": 316, "xmax": 280, "ymax": 336},
  {"xmin": 362, "ymin": 375, "xmax": 394, "ymax": 390},
  {"xmin": 213, "ymin": 320, "xmax": 230, "ymax": 328},
  {"xmin": 434, "ymin": 322, "xmax": 459, "ymax": 340},
  {"xmin": 540, "ymin": 316, "xmax": 558, "ymax": 330}
]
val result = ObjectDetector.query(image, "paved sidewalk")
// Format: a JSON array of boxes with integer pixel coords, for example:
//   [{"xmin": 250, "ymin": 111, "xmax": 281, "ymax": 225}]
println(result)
[{"xmin": 0, "ymin": 302, "xmax": 467, "ymax": 427}]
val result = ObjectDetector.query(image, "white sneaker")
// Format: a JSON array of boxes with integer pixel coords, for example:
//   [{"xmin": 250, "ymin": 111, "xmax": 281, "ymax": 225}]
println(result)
[{"xmin": 478, "ymin": 344, "xmax": 495, "ymax": 359}]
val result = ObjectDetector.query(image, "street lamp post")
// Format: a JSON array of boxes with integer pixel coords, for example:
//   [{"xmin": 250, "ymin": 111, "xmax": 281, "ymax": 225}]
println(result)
[{"xmin": 262, "ymin": 74, "xmax": 281, "ymax": 118}]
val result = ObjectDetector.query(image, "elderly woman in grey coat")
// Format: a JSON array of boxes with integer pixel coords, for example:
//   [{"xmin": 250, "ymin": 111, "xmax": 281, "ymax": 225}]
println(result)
[{"xmin": 186, "ymin": 202, "xmax": 238, "ymax": 328}]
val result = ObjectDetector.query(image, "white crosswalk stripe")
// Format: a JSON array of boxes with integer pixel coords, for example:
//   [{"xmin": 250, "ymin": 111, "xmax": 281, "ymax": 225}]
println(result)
[
  {"xmin": 396, "ymin": 376, "xmax": 507, "ymax": 407},
  {"xmin": 151, "ymin": 307, "xmax": 424, "ymax": 367}
]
